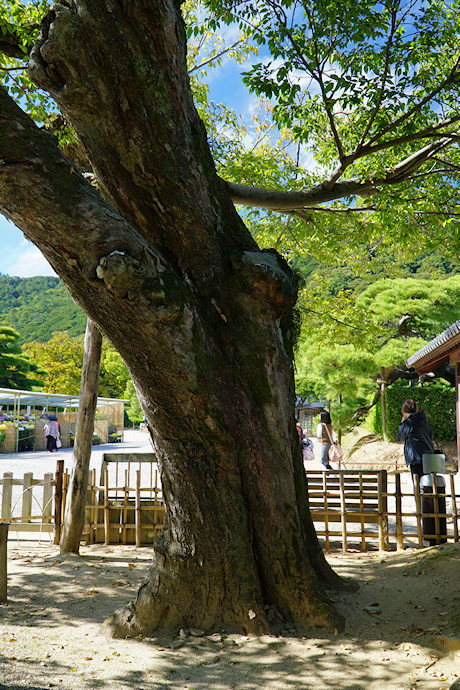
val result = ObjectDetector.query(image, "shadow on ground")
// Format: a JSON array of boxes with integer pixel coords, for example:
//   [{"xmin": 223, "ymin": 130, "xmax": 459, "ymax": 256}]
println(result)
[{"xmin": 0, "ymin": 543, "xmax": 458, "ymax": 689}]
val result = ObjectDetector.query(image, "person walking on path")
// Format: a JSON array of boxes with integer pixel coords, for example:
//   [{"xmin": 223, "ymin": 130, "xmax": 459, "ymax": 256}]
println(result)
[
  {"xmin": 44, "ymin": 418, "xmax": 60, "ymax": 452},
  {"xmin": 397, "ymin": 398, "xmax": 435, "ymax": 484},
  {"xmin": 316, "ymin": 410, "xmax": 337, "ymax": 470}
]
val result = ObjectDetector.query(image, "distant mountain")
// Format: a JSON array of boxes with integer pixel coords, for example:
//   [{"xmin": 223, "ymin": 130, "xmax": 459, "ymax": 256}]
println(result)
[
  {"xmin": 0, "ymin": 275, "xmax": 86, "ymax": 343},
  {"xmin": 2, "ymin": 252, "xmax": 459, "ymax": 346}
]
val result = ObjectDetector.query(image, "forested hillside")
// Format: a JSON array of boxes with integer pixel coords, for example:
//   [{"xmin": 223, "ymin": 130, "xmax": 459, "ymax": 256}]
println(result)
[
  {"xmin": 293, "ymin": 252, "xmax": 460, "ymax": 298},
  {"xmin": 0, "ymin": 275, "xmax": 86, "ymax": 343},
  {"xmin": 0, "ymin": 253, "xmax": 458, "ymax": 346}
]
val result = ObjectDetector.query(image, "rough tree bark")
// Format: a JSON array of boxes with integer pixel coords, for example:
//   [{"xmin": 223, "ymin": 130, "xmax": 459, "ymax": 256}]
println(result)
[
  {"xmin": 0, "ymin": 0, "xmax": 354, "ymax": 636},
  {"xmin": 60, "ymin": 318, "xmax": 102, "ymax": 554}
]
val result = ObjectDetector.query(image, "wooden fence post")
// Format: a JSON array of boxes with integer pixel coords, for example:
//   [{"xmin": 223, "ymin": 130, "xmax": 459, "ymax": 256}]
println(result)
[
  {"xmin": 135, "ymin": 470, "xmax": 141, "ymax": 548},
  {"xmin": 22, "ymin": 472, "xmax": 33, "ymax": 524},
  {"xmin": 0, "ymin": 523, "xmax": 9, "ymax": 603},
  {"xmin": 395, "ymin": 473, "xmax": 404, "ymax": 551},
  {"xmin": 104, "ymin": 468, "xmax": 110, "ymax": 546},
  {"xmin": 339, "ymin": 473, "xmax": 347, "ymax": 554},
  {"xmin": 54, "ymin": 460, "xmax": 64, "ymax": 545},
  {"xmin": 450, "ymin": 474, "xmax": 459, "ymax": 543},
  {"xmin": 43, "ymin": 473, "xmax": 53, "ymax": 522},
  {"xmin": 1, "ymin": 473, "xmax": 13, "ymax": 520},
  {"xmin": 322, "ymin": 473, "xmax": 330, "ymax": 552},
  {"xmin": 378, "ymin": 470, "xmax": 389, "ymax": 552},
  {"xmin": 413, "ymin": 474, "xmax": 424, "ymax": 547}
]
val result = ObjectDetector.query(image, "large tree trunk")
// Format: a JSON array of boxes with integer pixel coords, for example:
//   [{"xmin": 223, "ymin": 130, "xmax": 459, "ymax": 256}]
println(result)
[
  {"xmin": 0, "ymin": 0, "xmax": 352, "ymax": 636},
  {"xmin": 60, "ymin": 318, "xmax": 102, "ymax": 554}
]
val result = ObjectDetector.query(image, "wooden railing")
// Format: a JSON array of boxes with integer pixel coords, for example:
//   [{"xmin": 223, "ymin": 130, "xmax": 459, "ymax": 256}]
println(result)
[
  {"xmin": 0, "ymin": 471, "xmax": 55, "ymax": 533},
  {"xmin": 306, "ymin": 470, "xmax": 460, "ymax": 552},
  {"xmin": 2, "ymin": 465, "xmax": 459, "ymax": 553},
  {"xmin": 306, "ymin": 470, "xmax": 389, "ymax": 552}
]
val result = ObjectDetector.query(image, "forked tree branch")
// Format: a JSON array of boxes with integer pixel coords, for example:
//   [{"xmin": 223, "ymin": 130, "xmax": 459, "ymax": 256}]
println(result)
[{"xmin": 225, "ymin": 136, "xmax": 455, "ymax": 211}]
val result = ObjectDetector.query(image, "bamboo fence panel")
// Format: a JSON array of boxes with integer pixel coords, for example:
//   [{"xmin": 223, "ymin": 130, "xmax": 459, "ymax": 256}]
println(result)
[
  {"xmin": 0, "ymin": 463, "xmax": 458, "ymax": 552},
  {"xmin": 71, "ymin": 464, "xmax": 165, "ymax": 546},
  {"xmin": 0, "ymin": 471, "xmax": 55, "ymax": 534},
  {"xmin": 306, "ymin": 470, "xmax": 459, "ymax": 552}
]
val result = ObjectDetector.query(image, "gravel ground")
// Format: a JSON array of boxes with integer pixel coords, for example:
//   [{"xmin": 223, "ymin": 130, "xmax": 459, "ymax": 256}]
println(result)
[{"xmin": 0, "ymin": 541, "xmax": 459, "ymax": 690}]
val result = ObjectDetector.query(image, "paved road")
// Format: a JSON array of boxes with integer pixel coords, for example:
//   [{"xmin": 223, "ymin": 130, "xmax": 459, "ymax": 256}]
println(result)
[{"xmin": 0, "ymin": 428, "xmax": 153, "ymax": 477}]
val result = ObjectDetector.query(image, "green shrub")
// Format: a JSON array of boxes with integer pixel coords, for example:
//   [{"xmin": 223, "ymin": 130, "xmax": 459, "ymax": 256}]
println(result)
[{"xmin": 367, "ymin": 382, "xmax": 456, "ymax": 441}]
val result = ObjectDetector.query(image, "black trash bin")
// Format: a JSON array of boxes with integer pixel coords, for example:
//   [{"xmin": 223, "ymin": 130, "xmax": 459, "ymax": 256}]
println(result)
[{"xmin": 420, "ymin": 474, "xmax": 447, "ymax": 546}]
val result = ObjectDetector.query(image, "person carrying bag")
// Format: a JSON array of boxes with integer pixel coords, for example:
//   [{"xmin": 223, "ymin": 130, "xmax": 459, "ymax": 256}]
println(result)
[{"xmin": 316, "ymin": 410, "xmax": 342, "ymax": 469}]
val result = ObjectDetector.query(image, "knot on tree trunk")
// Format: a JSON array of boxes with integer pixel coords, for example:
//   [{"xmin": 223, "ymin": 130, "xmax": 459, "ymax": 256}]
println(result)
[
  {"xmin": 29, "ymin": 6, "xmax": 74, "ymax": 97},
  {"xmin": 96, "ymin": 251, "xmax": 160, "ymax": 300},
  {"xmin": 241, "ymin": 249, "xmax": 297, "ymax": 316},
  {"xmin": 29, "ymin": 4, "xmax": 100, "ymax": 109}
]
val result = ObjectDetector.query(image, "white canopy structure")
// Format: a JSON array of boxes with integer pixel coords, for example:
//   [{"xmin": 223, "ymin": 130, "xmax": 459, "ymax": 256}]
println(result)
[{"xmin": 0, "ymin": 387, "xmax": 128, "ymax": 452}]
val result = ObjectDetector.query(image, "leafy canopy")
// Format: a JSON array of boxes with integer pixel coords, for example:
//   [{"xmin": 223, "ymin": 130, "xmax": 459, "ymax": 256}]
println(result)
[
  {"xmin": 23, "ymin": 333, "xmax": 130, "ymax": 398},
  {"xmin": 3, "ymin": 0, "xmax": 460, "ymax": 413},
  {"xmin": 200, "ymin": 0, "xmax": 460, "ymax": 268},
  {"xmin": 0, "ymin": 326, "xmax": 44, "ymax": 390},
  {"xmin": 295, "ymin": 275, "xmax": 460, "ymax": 424},
  {"xmin": 4, "ymin": 0, "xmax": 460, "ymax": 265}
]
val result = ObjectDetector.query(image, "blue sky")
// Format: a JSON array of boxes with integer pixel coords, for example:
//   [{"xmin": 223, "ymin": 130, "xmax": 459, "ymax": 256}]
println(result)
[{"xmin": 0, "ymin": 216, "xmax": 55, "ymax": 277}]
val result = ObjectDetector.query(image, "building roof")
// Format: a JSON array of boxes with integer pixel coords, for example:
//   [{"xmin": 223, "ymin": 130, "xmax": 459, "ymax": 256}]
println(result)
[
  {"xmin": 406, "ymin": 320, "xmax": 460, "ymax": 374},
  {"xmin": 0, "ymin": 387, "xmax": 128, "ymax": 410}
]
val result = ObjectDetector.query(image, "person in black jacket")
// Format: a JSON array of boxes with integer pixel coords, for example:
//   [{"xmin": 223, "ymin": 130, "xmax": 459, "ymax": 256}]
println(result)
[{"xmin": 397, "ymin": 399, "xmax": 434, "ymax": 483}]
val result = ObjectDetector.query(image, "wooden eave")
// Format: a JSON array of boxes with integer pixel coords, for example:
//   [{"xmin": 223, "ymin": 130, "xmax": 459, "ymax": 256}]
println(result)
[{"xmin": 406, "ymin": 320, "xmax": 460, "ymax": 374}]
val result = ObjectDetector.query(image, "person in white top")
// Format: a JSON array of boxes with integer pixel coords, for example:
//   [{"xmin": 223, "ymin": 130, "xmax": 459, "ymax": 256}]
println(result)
[
  {"xmin": 316, "ymin": 410, "xmax": 337, "ymax": 470},
  {"xmin": 44, "ymin": 419, "xmax": 60, "ymax": 452}
]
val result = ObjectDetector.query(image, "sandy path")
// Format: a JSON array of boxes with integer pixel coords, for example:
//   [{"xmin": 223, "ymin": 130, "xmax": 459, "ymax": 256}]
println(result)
[{"xmin": 0, "ymin": 541, "xmax": 459, "ymax": 690}]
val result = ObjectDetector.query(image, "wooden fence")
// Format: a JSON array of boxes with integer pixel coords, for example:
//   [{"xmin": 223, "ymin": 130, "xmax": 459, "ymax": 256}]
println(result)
[
  {"xmin": 306, "ymin": 470, "xmax": 460, "ymax": 552},
  {"xmin": 0, "ymin": 471, "xmax": 55, "ymax": 534},
  {"xmin": 69, "ymin": 465, "xmax": 165, "ymax": 546},
  {"xmin": 1, "ymin": 465, "xmax": 459, "ymax": 553}
]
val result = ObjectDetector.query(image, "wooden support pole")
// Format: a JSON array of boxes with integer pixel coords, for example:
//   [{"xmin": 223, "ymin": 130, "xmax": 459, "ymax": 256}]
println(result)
[
  {"xmin": 395, "ymin": 473, "xmax": 404, "ymax": 551},
  {"xmin": 0, "ymin": 523, "xmax": 8, "ymax": 603},
  {"xmin": 135, "ymin": 470, "xmax": 141, "ymax": 548},
  {"xmin": 54, "ymin": 460, "xmax": 64, "ymax": 545},
  {"xmin": 60, "ymin": 318, "xmax": 103, "ymax": 554},
  {"xmin": 339, "ymin": 472, "xmax": 347, "ymax": 554},
  {"xmin": 450, "ymin": 474, "xmax": 459, "ymax": 543},
  {"xmin": 413, "ymin": 474, "xmax": 424, "ymax": 548}
]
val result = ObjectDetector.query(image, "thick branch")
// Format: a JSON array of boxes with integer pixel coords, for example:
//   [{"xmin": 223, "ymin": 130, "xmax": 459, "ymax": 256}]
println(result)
[
  {"xmin": 354, "ymin": 387, "xmax": 381, "ymax": 422},
  {"xmin": 225, "ymin": 137, "xmax": 455, "ymax": 211},
  {"xmin": 28, "ymin": 2, "xmax": 256, "ymax": 285},
  {"xmin": 0, "ymin": 86, "xmax": 189, "ymax": 351}
]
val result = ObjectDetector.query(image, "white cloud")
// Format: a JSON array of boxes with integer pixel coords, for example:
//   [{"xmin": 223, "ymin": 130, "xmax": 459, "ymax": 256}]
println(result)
[{"xmin": 6, "ymin": 243, "xmax": 56, "ymax": 278}]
